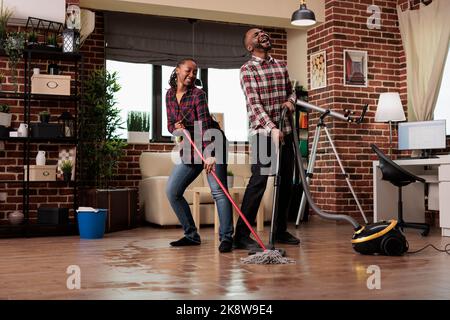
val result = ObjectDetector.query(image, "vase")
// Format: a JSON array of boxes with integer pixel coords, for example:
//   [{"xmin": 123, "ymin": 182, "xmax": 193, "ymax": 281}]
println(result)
[
  {"xmin": 8, "ymin": 211, "xmax": 24, "ymax": 225},
  {"xmin": 63, "ymin": 171, "xmax": 71, "ymax": 182},
  {"xmin": 36, "ymin": 151, "xmax": 46, "ymax": 166}
]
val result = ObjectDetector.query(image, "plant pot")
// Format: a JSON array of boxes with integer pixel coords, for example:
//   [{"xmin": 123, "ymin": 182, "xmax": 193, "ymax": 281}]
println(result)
[
  {"xmin": 227, "ymin": 176, "xmax": 234, "ymax": 188},
  {"xmin": 63, "ymin": 171, "xmax": 71, "ymax": 182},
  {"xmin": 127, "ymin": 131, "xmax": 149, "ymax": 144},
  {"xmin": 39, "ymin": 114, "xmax": 50, "ymax": 123},
  {"xmin": 0, "ymin": 112, "xmax": 12, "ymax": 127}
]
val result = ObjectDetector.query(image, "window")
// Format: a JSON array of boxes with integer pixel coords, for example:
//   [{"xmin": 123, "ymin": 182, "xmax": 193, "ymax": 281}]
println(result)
[
  {"xmin": 207, "ymin": 68, "xmax": 248, "ymax": 142},
  {"xmin": 434, "ymin": 46, "xmax": 450, "ymax": 135},
  {"xmin": 106, "ymin": 60, "xmax": 153, "ymax": 139},
  {"xmin": 161, "ymin": 65, "xmax": 173, "ymax": 138}
]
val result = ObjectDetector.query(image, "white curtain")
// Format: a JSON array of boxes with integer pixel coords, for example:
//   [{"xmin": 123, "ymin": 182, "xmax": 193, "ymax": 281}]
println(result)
[{"xmin": 397, "ymin": 0, "xmax": 450, "ymax": 121}]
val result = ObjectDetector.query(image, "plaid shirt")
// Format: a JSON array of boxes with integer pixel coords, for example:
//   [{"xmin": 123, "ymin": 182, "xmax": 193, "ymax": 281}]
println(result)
[
  {"xmin": 166, "ymin": 87, "xmax": 222, "ymax": 164},
  {"xmin": 240, "ymin": 55, "xmax": 296, "ymax": 136}
]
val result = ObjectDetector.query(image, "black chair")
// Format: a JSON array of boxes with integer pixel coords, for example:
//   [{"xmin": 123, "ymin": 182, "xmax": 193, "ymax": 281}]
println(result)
[{"xmin": 371, "ymin": 144, "xmax": 430, "ymax": 236}]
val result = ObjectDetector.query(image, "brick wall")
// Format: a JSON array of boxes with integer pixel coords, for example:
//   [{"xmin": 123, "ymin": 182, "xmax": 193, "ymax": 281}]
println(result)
[
  {"xmin": 0, "ymin": 4, "xmax": 287, "ymax": 224},
  {"xmin": 306, "ymin": 0, "xmax": 447, "ymax": 223}
]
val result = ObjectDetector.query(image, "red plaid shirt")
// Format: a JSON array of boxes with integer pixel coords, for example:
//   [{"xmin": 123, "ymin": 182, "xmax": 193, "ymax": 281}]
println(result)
[
  {"xmin": 240, "ymin": 55, "xmax": 296, "ymax": 136},
  {"xmin": 166, "ymin": 87, "xmax": 222, "ymax": 164}
]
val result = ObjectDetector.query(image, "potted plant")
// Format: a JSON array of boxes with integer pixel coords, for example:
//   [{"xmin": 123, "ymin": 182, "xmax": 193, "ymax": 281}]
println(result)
[
  {"xmin": 127, "ymin": 111, "xmax": 150, "ymax": 144},
  {"xmin": 27, "ymin": 30, "xmax": 38, "ymax": 47},
  {"xmin": 46, "ymin": 34, "xmax": 58, "ymax": 48},
  {"xmin": 4, "ymin": 31, "xmax": 25, "ymax": 92},
  {"xmin": 60, "ymin": 160, "xmax": 73, "ymax": 182},
  {"xmin": 39, "ymin": 110, "xmax": 50, "ymax": 123},
  {"xmin": 0, "ymin": 3, "xmax": 13, "ymax": 49},
  {"xmin": 227, "ymin": 170, "xmax": 234, "ymax": 188},
  {"xmin": 78, "ymin": 68, "xmax": 136, "ymax": 233},
  {"xmin": 0, "ymin": 104, "xmax": 11, "ymax": 127}
]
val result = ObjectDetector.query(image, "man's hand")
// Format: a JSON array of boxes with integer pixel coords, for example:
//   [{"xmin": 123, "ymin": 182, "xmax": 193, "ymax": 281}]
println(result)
[
  {"xmin": 204, "ymin": 157, "xmax": 216, "ymax": 174},
  {"xmin": 282, "ymin": 101, "xmax": 295, "ymax": 113},
  {"xmin": 175, "ymin": 121, "xmax": 185, "ymax": 130}
]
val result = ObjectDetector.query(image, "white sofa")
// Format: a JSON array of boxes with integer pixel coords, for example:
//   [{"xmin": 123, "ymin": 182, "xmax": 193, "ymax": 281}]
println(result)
[{"xmin": 139, "ymin": 152, "xmax": 274, "ymax": 226}]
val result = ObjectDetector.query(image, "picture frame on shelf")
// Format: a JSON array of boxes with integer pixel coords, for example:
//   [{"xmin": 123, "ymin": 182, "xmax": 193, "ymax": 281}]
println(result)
[
  {"xmin": 310, "ymin": 50, "xmax": 327, "ymax": 90},
  {"xmin": 344, "ymin": 49, "xmax": 368, "ymax": 87}
]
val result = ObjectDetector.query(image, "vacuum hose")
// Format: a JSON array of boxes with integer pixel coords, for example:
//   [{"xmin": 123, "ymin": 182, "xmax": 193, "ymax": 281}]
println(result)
[
  {"xmin": 282, "ymin": 108, "xmax": 362, "ymax": 230},
  {"xmin": 284, "ymin": 106, "xmax": 408, "ymax": 255}
]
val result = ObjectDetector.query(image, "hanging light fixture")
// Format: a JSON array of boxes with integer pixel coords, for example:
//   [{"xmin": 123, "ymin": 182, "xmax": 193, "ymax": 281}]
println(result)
[{"xmin": 291, "ymin": 0, "xmax": 316, "ymax": 26}]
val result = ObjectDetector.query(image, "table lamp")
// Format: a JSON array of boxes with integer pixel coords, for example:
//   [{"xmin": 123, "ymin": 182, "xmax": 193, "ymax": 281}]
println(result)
[{"xmin": 375, "ymin": 92, "xmax": 406, "ymax": 156}]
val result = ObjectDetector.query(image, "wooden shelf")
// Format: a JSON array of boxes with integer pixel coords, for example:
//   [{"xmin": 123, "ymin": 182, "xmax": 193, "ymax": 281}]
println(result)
[
  {"xmin": 0, "ymin": 91, "xmax": 80, "ymax": 101},
  {"xmin": 23, "ymin": 48, "xmax": 82, "ymax": 61},
  {"xmin": 1, "ymin": 137, "xmax": 78, "ymax": 143}
]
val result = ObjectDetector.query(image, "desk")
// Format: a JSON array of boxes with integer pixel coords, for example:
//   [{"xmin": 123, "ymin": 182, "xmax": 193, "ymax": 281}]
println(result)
[
  {"xmin": 192, "ymin": 186, "xmax": 264, "ymax": 233},
  {"xmin": 373, "ymin": 155, "xmax": 450, "ymax": 237}
]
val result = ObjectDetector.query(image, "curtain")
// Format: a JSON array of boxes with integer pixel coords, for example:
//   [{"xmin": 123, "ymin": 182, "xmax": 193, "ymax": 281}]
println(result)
[
  {"xmin": 104, "ymin": 11, "xmax": 250, "ymax": 68},
  {"xmin": 397, "ymin": 0, "xmax": 450, "ymax": 121}
]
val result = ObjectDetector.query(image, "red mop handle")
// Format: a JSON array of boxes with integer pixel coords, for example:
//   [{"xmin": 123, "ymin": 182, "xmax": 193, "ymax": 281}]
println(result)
[{"xmin": 182, "ymin": 129, "xmax": 267, "ymax": 251}]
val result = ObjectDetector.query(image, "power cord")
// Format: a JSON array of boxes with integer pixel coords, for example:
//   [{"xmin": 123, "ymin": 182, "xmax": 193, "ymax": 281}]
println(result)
[{"xmin": 406, "ymin": 241, "xmax": 450, "ymax": 255}]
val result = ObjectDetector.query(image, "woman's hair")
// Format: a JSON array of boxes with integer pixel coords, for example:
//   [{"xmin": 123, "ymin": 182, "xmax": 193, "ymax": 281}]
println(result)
[{"xmin": 169, "ymin": 58, "xmax": 198, "ymax": 89}]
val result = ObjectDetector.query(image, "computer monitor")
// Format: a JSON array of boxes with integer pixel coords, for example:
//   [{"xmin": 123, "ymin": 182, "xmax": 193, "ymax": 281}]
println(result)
[{"xmin": 398, "ymin": 120, "xmax": 447, "ymax": 156}]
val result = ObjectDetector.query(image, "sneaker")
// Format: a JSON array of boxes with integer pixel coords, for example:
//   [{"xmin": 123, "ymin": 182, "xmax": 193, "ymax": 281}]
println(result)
[
  {"xmin": 170, "ymin": 237, "xmax": 201, "ymax": 247},
  {"xmin": 275, "ymin": 231, "xmax": 300, "ymax": 245},
  {"xmin": 232, "ymin": 236, "xmax": 260, "ymax": 250},
  {"xmin": 218, "ymin": 240, "xmax": 233, "ymax": 253}
]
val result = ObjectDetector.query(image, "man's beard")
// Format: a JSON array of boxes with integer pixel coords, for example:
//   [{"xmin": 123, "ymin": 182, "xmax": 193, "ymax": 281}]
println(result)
[{"xmin": 255, "ymin": 42, "xmax": 272, "ymax": 51}]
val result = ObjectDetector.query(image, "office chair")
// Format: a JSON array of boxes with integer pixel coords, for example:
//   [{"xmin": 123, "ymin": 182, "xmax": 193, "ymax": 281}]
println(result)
[{"xmin": 371, "ymin": 144, "xmax": 430, "ymax": 236}]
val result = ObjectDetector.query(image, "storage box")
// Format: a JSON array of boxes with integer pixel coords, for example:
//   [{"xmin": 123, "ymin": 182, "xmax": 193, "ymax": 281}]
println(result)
[
  {"xmin": 24, "ymin": 165, "xmax": 57, "ymax": 181},
  {"xmin": 30, "ymin": 123, "xmax": 63, "ymax": 138},
  {"xmin": 37, "ymin": 207, "xmax": 69, "ymax": 225},
  {"xmin": 31, "ymin": 74, "xmax": 71, "ymax": 95}
]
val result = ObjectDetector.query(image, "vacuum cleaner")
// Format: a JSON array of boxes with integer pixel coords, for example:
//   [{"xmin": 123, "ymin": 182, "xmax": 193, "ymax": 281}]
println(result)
[{"xmin": 288, "ymin": 101, "xmax": 408, "ymax": 256}]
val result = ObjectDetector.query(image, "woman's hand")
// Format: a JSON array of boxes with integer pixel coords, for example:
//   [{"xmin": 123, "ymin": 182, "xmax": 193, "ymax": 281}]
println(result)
[
  {"xmin": 175, "ymin": 121, "xmax": 185, "ymax": 130},
  {"xmin": 204, "ymin": 157, "xmax": 216, "ymax": 174}
]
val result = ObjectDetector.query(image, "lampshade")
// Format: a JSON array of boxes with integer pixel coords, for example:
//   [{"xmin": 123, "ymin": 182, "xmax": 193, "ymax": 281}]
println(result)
[
  {"xmin": 291, "ymin": 1, "xmax": 316, "ymax": 26},
  {"xmin": 375, "ymin": 92, "xmax": 406, "ymax": 122}
]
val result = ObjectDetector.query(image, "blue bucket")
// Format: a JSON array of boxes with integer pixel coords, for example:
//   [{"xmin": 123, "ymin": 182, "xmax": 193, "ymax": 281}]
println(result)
[{"xmin": 77, "ymin": 209, "xmax": 107, "ymax": 239}]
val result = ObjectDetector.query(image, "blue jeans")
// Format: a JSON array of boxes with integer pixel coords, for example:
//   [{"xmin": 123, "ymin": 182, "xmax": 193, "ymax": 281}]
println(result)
[{"xmin": 166, "ymin": 163, "xmax": 233, "ymax": 242}]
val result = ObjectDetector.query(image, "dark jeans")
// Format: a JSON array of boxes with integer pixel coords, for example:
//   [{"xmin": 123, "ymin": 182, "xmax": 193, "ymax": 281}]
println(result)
[{"xmin": 235, "ymin": 133, "xmax": 294, "ymax": 239}]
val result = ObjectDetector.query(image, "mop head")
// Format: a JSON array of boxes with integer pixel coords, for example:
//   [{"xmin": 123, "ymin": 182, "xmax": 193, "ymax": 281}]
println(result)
[{"xmin": 240, "ymin": 250, "xmax": 296, "ymax": 265}]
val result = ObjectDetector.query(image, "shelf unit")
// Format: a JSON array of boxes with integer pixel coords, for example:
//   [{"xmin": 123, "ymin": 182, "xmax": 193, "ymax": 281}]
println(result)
[{"xmin": 0, "ymin": 48, "xmax": 83, "ymax": 236}]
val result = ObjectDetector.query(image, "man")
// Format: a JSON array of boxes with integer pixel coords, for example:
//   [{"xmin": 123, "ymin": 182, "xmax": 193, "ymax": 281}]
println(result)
[{"xmin": 233, "ymin": 28, "xmax": 300, "ymax": 250}]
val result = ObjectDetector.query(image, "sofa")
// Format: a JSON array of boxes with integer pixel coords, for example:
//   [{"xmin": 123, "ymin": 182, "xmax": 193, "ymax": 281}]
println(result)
[{"xmin": 139, "ymin": 152, "xmax": 274, "ymax": 227}]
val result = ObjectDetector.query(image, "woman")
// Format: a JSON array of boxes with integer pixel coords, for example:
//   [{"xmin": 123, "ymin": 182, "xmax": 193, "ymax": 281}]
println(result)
[{"xmin": 165, "ymin": 58, "xmax": 233, "ymax": 253}]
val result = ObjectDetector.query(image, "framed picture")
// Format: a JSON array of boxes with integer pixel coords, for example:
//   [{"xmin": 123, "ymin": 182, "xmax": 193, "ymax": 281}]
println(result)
[
  {"xmin": 57, "ymin": 147, "xmax": 76, "ymax": 181},
  {"xmin": 310, "ymin": 50, "xmax": 327, "ymax": 90},
  {"xmin": 344, "ymin": 50, "xmax": 368, "ymax": 87}
]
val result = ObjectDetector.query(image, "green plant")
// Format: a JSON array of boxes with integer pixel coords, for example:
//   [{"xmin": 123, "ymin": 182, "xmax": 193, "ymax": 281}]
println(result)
[
  {"xmin": 127, "ymin": 111, "xmax": 150, "ymax": 132},
  {"xmin": 227, "ymin": 170, "xmax": 234, "ymax": 176},
  {"xmin": 0, "ymin": 104, "xmax": 9, "ymax": 113},
  {"xmin": 47, "ymin": 34, "xmax": 57, "ymax": 47},
  {"xmin": 0, "ymin": 2, "xmax": 13, "ymax": 45},
  {"xmin": 39, "ymin": 110, "xmax": 50, "ymax": 116},
  {"xmin": 4, "ymin": 31, "xmax": 25, "ymax": 92},
  {"xmin": 79, "ymin": 68, "xmax": 126, "ymax": 188},
  {"xmin": 60, "ymin": 160, "xmax": 73, "ymax": 173},
  {"xmin": 27, "ymin": 31, "xmax": 38, "ymax": 43}
]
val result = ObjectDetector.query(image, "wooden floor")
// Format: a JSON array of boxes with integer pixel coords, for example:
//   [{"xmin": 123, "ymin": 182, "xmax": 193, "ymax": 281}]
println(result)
[{"xmin": 1, "ymin": 218, "xmax": 449, "ymax": 300}]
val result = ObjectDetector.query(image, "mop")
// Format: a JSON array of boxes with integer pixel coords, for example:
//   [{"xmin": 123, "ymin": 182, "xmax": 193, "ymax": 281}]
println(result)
[{"xmin": 182, "ymin": 128, "xmax": 294, "ymax": 264}]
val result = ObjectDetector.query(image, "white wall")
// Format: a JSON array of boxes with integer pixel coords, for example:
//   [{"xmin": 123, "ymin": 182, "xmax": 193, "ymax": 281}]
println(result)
[
  {"xmin": 5, "ymin": 0, "xmax": 66, "ymax": 25},
  {"xmin": 287, "ymin": 29, "xmax": 308, "ymax": 90}
]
